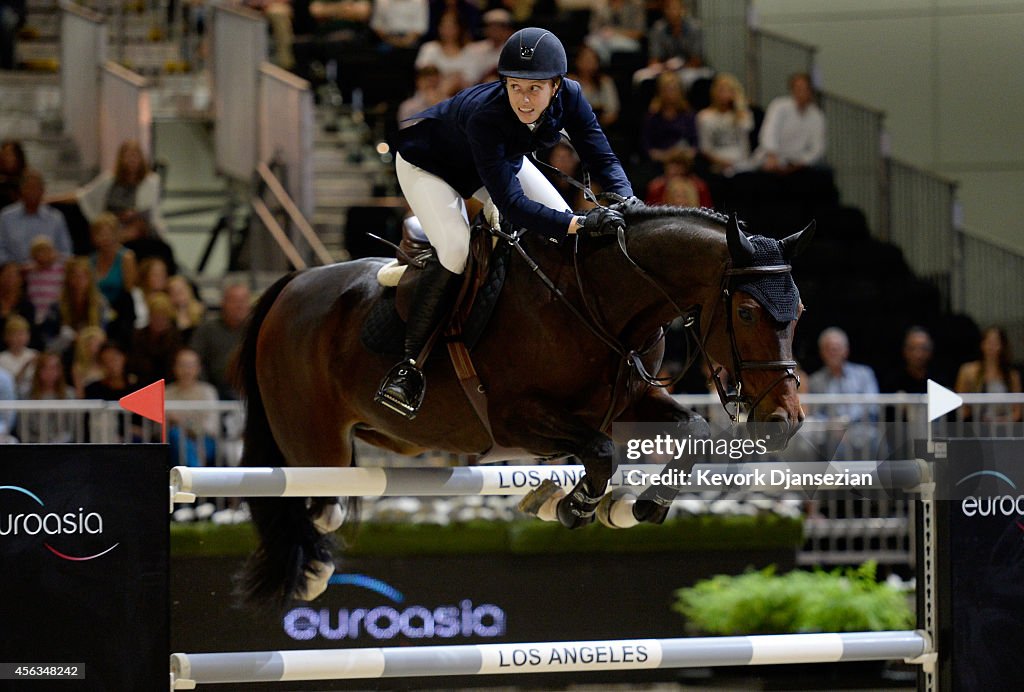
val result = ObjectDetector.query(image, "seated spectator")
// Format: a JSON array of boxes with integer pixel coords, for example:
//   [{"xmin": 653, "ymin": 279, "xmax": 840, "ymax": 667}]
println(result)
[
  {"xmin": 189, "ymin": 281, "xmax": 252, "ymax": 399},
  {"xmin": 696, "ymin": 73, "xmax": 754, "ymax": 176},
  {"xmin": 398, "ymin": 65, "xmax": 446, "ymax": 125},
  {"xmin": 0, "ymin": 260, "xmax": 36, "ymax": 345},
  {"xmin": 570, "ymin": 45, "xmax": 621, "ymax": 129},
  {"xmin": 166, "ymin": 348, "xmax": 220, "ymax": 467},
  {"xmin": 646, "ymin": 0, "xmax": 704, "ymax": 73},
  {"xmin": 425, "ymin": 0, "xmax": 481, "ymax": 43},
  {"xmin": 955, "ymin": 326, "xmax": 1022, "ymax": 424},
  {"xmin": 753, "ymin": 72, "xmax": 826, "ymax": 173},
  {"xmin": 808, "ymin": 326, "xmax": 880, "ymax": 459},
  {"xmin": 371, "ymin": 0, "xmax": 429, "ymax": 50},
  {"xmin": 0, "ymin": 139, "xmax": 27, "ymax": 209},
  {"xmin": 414, "ymin": 10, "xmax": 475, "ymax": 96},
  {"xmin": 0, "ymin": 314, "xmax": 36, "ymax": 390},
  {"xmin": 463, "ymin": 8, "xmax": 514, "ymax": 84},
  {"xmin": 0, "ymin": 363, "xmax": 14, "ymax": 442},
  {"xmin": 24, "ymin": 235, "xmax": 65, "ymax": 330},
  {"xmin": 127, "ymin": 292, "xmax": 184, "ymax": 387},
  {"xmin": 89, "ymin": 212, "xmax": 137, "ymax": 308},
  {"xmin": 20, "ymin": 352, "xmax": 76, "ymax": 442},
  {"xmin": 53, "ymin": 257, "xmax": 111, "ymax": 354},
  {"xmin": 69, "ymin": 325, "xmax": 107, "ymax": 398},
  {"xmin": 84, "ymin": 341, "xmax": 137, "ymax": 441},
  {"xmin": 644, "ymin": 149, "xmax": 712, "ymax": 207},
  {"xmin": 584, "ymin": 0, "xmax": 645, "ymax": 65},
  {"xmin": 0, "ymin": 169, "xmax": 72, "ymax": 266},
  {"xmin": 77, "ymin": 140, "xmax": 167, "ymax": 238},
  {"xmin": 132, "ymin": 256, "xmax": 170, "ymax": 329},
  {"xmin": 642, "ymin": 72, "xmax": 698, "ymax": 165},
  {"xmin": 167, "ymin": 275, "xmax": 206, "ymax": 343},
  {"xmin": 881, "ymin": 326, "xmax": 950, "ymax": 394},
  {"xmin": 543, "ymin": 143, "xmax": 590, "ymax": 209}
]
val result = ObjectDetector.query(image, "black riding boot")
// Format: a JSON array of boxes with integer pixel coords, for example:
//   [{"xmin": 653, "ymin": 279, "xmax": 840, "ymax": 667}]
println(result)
[{"xmin": 376, "ymin": 258, "xmax": 459, "ymax": 419}]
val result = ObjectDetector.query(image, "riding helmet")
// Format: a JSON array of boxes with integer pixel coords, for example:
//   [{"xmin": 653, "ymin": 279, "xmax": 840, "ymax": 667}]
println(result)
[{"xmin": 497, "ymin": 28, "xmax": 567, "ymax": 80}]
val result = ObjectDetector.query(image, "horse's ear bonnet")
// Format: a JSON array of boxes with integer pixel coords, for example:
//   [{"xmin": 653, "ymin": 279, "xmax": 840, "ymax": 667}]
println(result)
[{"xmin": 730, "ymin": 219, "xmax": 814, "ymax": 324}]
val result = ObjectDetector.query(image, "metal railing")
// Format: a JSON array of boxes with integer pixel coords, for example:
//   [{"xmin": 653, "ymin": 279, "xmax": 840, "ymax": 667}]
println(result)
[{"xmin": 693, "ymin": 0, "xmax": 750, "ymax": 85}]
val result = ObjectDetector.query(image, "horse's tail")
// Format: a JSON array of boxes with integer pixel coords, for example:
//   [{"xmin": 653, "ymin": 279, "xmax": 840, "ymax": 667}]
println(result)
[{"xmin": 233, "ymin": 271, "xmax": 331, "ymax": 607}]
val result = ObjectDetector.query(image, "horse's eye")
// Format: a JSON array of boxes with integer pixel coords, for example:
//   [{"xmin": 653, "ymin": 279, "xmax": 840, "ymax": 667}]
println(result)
[{"xmin": 738, "ymin": 307, "xmax": 754, "ymax": 323}]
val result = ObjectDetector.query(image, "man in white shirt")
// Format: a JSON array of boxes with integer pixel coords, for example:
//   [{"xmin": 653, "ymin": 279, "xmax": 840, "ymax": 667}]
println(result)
[
  {"xmin": 463, "ymin": 9, "xmax": 514, "ymax": 84},
  {"xmin": 755, "ymin": 72, "xmax": 826, "ymax": 172},
  {"xmin": 370, "ymin": 0, "xmax": 429, "ymax": 49}
]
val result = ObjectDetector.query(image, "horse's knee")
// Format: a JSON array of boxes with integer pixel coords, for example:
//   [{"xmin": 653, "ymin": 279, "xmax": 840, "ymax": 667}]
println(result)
[{"xmin": 581, "ymin": 435, "xmax": 615, "ymax": 484}]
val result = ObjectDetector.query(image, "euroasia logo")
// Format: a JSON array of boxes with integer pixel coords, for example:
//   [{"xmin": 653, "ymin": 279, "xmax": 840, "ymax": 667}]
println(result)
[
  {"xmin": 957, "ymin": 471, "xmax": 1024, "ymax": 534},
  {"xmin": 283, "ymin": 573, "xmax": 506, "ymax": 642},
  {"xmin": 0, "ymin": 485, "xmax": 119, "ymax": 561}
]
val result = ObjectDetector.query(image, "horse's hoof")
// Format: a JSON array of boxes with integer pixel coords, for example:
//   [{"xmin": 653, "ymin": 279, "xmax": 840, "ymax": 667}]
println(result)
[
  {"xmin": 556, "ymin": 495, "xmax": 596, "ymax": 529},
  {"xmin": 596, "ymin": 494, "xmax": 639, "ymax": 529},
  {"xmin": 518, "ymin": 479, "xmax": 565, "ymax": 521},
  {"xmin": 311, "ymin": 499, "xmax": 344, "ymax": 534},
  {"xmin": 632, "ymin": 499, "xmax": 671, "ymax": 525},
  {"xmin": 294, "ymin": 559, "xmax": 335, "ymax": 601}
]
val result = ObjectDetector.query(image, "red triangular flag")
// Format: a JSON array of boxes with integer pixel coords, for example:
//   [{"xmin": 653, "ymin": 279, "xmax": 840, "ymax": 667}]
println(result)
[{"xmin": 119, "ymin": 379, "xmax": 165, "ymax": 424}]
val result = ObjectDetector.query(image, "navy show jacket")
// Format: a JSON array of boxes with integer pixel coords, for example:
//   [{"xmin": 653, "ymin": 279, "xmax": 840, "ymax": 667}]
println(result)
[{"xmin": 396, "ymin": 79, "xmax": 634, "ymax": 244}]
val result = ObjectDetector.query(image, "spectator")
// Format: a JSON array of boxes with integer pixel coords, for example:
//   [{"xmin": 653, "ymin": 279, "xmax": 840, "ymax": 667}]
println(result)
[
  {"xmin": 808, "ymin": 326, "xmax": 880, "ymax": 459},
  {"xmin": 544, "ymin": 143, "xmax": 588, "ymax": 209},
  {"xmin": 55, "ymin": 257, "xmax": 110, "ymax": 353},
  {"xmin": 128, "ymin": 292, "xmax": 184, "ymax": 386},
  {"xmin": 0, "ymin": 139, "xmax": 26, "ymax": 208},
  {"xmin": 371, "ymin": 0, "xmax": 429, "ymax": 50},
  {"xmin": 77, "ymin": 140, "xmax": 167, "ymax": 238},
  {"xmin": 0, "ymin": 260, "xmax": 35, "ymax": 344},
  {"xmin": 132, "ymin": 256, "xmax": 170, "ymax": 329},
  {"xmin": 463, "ymin": 8, "xmax": 514, "ymax": 84},
  {"xmin": 167, "ymin": 275, "xmax": 206, "ymax": 343},
  {"xmin": 881, "ymin": 326, "xmax": 949, "ymax": 394},
  {"xmin": 696, "ymin": 73, "xmax": 754, "ymax": 176},
  {"xmin": 189, "ymin": 281, "xmax": 252, "ymax": 399},
  {"xmin": 69, "ymin": 325, "xmax": 106, "ymax": 398},
  {"xmin": 0, "ymin": 314, "xmax": 36, "ymax": 390},
  {"xmin": 425, "ymin": 0, "xmax": 481, "ymax": 43},
  {"xmin": 414, "ymin": 10, "xmax": 475, "ymax": 96},
  {"xmin": 584, "ymin": 0, "xmax": 645, "ymax": 65},
  {"xmin": 644, "ymin": 149, "xmax": 711, "ymax": 207},
  {"xmin": 569, "ymin": 45, "xmax": 621, "ymax": 128},
  {"xmin": 647, "ymin": 0, "xmax": 703, "ymax": 71},
  {"xmin": 0, "ymin": 0, "xmax": 24, "ymax": 71},
  {"xmin": 754, "ymin": 72, "xmax": 826, "ymax": 173},
  {"xmin": 20, "ymin": 352, "xmax": 76, "ymax": 442},
  {"xmin": 166, "ymin": 348, "xmax": 220, "ymax": 467},
  {"xmin": 24, "ymin": 235, "xmax": 65, "ymax": 330},
  {"xmin": 84, "ymin": 342, "xmax": 137, "ymax": 441},
  {"xmin": 642, "ymin": 71, "xmax": 698, "ymax": 165},
  {"xmin": 0, "ymin": 169, "xmax": 72, "ymax": 265},
  {"xmin": 398, "ymin": 65, "xmax": 446, "ymax": 125},
  {"xmin": 0, "ymin": 362, "xmax": 14, "ymax": 442},
  {"xmin": 955, "ymin": 326, "xmax": 1022, "ymax": 424},
  {"xmin": 89, "ymin": 212, "xmax": 137, "ymax": 308}
]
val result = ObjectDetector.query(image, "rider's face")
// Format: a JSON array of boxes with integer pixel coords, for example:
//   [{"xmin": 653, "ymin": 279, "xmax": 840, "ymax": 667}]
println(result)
[{"xmin": 506, "ymin": 78, "xmax": 556, "ymax": 125}]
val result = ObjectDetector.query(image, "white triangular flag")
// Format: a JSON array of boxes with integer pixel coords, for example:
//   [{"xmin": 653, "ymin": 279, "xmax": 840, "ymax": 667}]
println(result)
[{"xmin": 927, "ymin": 379, "xmax": 962, "ymax": 422}]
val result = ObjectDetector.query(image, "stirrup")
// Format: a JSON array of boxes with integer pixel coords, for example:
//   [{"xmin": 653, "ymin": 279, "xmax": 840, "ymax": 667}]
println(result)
[{"xmin": 375, "ymin": 360, "xmax": 426, "ymax": 420}]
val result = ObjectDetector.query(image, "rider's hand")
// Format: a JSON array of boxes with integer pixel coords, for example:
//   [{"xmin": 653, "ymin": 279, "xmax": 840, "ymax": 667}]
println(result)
[
  {"xmin": 577, "ymin": 206, "xmax": 625, "ymax": 238},
  {"xmin": 615, "ymin": 195, "xmax": 644, "ymax": 214}
]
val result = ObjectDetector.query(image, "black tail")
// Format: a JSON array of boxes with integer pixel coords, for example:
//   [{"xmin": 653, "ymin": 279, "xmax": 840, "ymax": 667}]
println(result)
[{"xmin": 233, "ymin": 272, "xmax": 334, "ymax": 607}]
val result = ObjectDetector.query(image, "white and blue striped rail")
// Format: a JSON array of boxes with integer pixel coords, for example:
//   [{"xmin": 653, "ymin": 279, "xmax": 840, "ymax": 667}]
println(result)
[{"xmin": 169, "ymin": 630, "xmax": 928, "ymax": 687}]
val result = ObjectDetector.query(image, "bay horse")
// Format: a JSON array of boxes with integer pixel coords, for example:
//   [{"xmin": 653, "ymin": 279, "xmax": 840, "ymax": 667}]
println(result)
[{"xmin": 235, "ymin": 206, "xmax": 812, "ymax": 605}]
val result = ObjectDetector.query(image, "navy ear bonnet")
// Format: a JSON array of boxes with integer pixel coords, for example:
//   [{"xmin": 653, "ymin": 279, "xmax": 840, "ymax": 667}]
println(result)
[{"xmin": 733, "ymin": 234, "xmax": 801, "ymax": 324}]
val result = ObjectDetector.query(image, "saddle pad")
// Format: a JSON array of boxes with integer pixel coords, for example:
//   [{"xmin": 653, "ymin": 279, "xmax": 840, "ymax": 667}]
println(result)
[{"xmin": 360, "ymin": 240, "xmax": 511, "ymax": 356}]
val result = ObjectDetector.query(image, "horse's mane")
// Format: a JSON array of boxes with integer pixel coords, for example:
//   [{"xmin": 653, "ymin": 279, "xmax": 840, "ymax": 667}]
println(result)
[{"xmin": 621, "ymin": 205, "xmax": 729, "ymax": 227}]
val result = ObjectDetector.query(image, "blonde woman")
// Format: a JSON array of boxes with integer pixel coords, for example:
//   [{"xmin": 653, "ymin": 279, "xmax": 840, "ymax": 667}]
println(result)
[
  {"xmin": 22, "ymin": 351, "xmax": 77, "ymax": 442},
  {"xmin": 696, "ymin": 72, "xmax": 754, "ymax": 175},
  {"xmin": 70, "ymin": 325, "xmax": 107, "ymax": 397},
  {"xmin": 58, "ymin": 257, "xmax": 109, "ymax": 341},
  {"xmin": 167, "ymin": 275, "xmax": 206, "ymax": 342}
]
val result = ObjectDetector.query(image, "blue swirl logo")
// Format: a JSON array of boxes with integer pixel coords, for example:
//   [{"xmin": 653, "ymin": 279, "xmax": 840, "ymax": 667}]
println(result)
[{"xmin": 0, "ymin": 486, "xmax": 119, "ymax": 561}]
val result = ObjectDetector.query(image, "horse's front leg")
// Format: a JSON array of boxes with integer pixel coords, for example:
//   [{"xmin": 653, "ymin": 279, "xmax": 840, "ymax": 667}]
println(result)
[
  {"xmin": 494, "ymin": 398, "xmax": 614, "ymax": 530},
  {"xmin": 602, "ymin": 388, "xmax": 712, "ymax": 527}
]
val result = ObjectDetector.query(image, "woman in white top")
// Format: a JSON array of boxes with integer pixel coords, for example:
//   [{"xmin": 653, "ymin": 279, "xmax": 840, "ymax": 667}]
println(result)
[
  {"xmin": 414, "ymin": 10, "xmax": 476, "ymax": 96},
  {"xmin": 696, "ymin": 72, "xmax": 754, "ymax": 175},
  {"xmin": 77, "ymin": 140, "xmax": 166, "ymax": 236}
]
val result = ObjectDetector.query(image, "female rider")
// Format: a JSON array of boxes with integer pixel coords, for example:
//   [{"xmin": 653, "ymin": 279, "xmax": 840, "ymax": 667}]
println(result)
[{"xmin": 377, "ymin": 27, "xmax": 638, "ymax": 418}]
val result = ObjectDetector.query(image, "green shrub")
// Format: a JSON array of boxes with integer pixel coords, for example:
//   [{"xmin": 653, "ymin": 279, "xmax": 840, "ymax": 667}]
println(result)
[{"xmin": 673, "ymin": 561, "xmax": 913, "ymax": 635}]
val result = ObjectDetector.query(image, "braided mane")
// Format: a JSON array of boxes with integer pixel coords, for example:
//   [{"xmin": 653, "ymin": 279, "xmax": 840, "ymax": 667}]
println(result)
[{"xmin": 621, "ymin": 205, "xmax": 729, "ymax": 226}]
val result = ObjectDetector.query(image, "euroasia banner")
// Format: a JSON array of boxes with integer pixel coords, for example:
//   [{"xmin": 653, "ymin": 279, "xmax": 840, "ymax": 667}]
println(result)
[{"xmin": 0, "ymin": 445, "xmax": 168, "ymax": 691}]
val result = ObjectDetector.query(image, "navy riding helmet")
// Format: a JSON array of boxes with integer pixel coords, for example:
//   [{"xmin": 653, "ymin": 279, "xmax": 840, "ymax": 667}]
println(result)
[{"xmin": 497, "ymin": 28, "xmax": 567, "ymax": 80}]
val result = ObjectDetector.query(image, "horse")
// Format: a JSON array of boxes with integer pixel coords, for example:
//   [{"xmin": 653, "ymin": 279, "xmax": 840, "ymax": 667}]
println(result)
[{"xmin": 234, "ymin": 206, "xmax": 813, "ymax": 605}]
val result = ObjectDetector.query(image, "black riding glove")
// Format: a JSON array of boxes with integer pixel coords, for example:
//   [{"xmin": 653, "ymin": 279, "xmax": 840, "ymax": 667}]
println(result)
[
  {"xmin": 615, "ymin": 195, "xmax": 644, "ymax": 214},
  {"xmin": 577, "ymin": 206, "xmax": 625, "ymax": 238}
]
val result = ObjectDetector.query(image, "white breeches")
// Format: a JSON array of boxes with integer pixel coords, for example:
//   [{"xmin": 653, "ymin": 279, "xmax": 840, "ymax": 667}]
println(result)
[{"xmin": 395, "ymin": 152, "xmax": 571, "ymax": 273}]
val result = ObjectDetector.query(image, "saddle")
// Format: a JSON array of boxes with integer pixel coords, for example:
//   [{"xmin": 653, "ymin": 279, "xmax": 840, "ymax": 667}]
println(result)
[{"xmin": 360, "ymin": 216, "xmax": 511, "ymax": 357}]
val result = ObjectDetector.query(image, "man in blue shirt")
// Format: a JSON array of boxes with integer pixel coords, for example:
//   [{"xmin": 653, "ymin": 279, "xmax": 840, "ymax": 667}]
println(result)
[
  {"xmin": 0, "ymin": 169, "xmax": 72, "ymax": 266},
  {"xmin": 808, "ymin": 326, "xmax": 880, "ymax": 459}
]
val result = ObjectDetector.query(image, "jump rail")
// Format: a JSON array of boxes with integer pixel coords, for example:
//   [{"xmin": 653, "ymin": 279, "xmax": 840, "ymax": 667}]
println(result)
[
  {"xmin": 171, "ymin": 460, "xmax": 928, "ymax": 505},
  {"xmin": 170, "ymin": 630, "xmax": 928, "ymax": 688}
]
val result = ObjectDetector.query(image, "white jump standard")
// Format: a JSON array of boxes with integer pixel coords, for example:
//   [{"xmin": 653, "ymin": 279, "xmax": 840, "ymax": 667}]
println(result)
[{"xmin": 170, "ymin": 631, "xmax": 929, "ymax": 688}]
